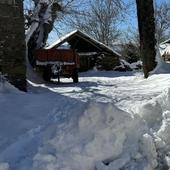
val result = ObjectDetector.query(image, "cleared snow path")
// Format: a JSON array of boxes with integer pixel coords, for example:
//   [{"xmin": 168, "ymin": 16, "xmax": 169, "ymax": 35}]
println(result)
[
  {"xmin": 29, "ymin": 71, "xmax": 170, "ymax": 112},
  {"xmin": 1, "ymin": 71, "xmax": 170, "ymax": 169}
]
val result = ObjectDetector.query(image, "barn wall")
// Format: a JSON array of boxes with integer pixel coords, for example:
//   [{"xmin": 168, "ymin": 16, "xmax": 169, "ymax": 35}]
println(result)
[
  {"xmin": 96, "ymin": 54, "xmax": 120, "ymax": 70},
  {"xmin": 79, "ymin": 53, "xmax": 120, "ymax": 72},
  {"xmin": 0, "ymin": 0, "xmax": 26, "ymax": 91},
  {"xmin": 162, "ymin": 54, "xmax": 170, "ymax": 61},
  {"xmin": 79, "ymin": 55, "xmax": 93, "ymax": 72}
]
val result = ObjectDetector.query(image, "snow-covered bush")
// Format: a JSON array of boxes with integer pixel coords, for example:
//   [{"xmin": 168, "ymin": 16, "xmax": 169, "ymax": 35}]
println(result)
[
  {"xmin": 114, "ymin": 59, "xmax": 142, "ymax": 71},
  {"xmin": 96, "ymin": 54, "xmax": 120, "ymax": 71}
]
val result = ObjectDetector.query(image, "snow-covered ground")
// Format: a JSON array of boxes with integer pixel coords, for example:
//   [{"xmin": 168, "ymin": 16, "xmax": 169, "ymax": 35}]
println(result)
[{"xmin": 1, "ymin": 70, "xmax": 170, "ymax": 170}]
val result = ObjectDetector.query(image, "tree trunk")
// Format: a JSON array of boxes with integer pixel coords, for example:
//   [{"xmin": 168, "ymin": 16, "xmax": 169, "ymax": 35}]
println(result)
[
  {"xmin": 136, "ymin": 0, "xmax": 157, "ymax": 78},
  {"xmin": 0, "ymin": 0, "xmax": 27, "ymax": 91},
  {"xmin": 27, "ymin": 1, "xmax": 61, "ymax": 67}
]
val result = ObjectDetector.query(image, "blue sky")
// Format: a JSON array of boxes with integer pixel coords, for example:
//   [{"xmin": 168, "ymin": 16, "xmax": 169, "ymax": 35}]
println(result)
[{"xmin": 45, "ymin": 0, "xmax": 169, "ymax": 44}]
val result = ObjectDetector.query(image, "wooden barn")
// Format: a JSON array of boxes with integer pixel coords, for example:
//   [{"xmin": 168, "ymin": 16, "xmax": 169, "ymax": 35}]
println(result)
[
  {"xmin": 160, "ymin": 39, "xmax": 170, "ymax": 61},
  {"xmin": 46, "ymin": 30, "xmax": 121, "ymax": 71}
]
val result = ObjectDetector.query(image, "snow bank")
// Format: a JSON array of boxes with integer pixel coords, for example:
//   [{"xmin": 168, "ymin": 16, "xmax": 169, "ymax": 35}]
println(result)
[
  {"xmin": 138, "ymin": 100, "xmax": 162, "ymax": 129},
  {"xmin": 2, "ymin": 71, "xmax": 170, "ymax": 169},
  {"xmin": 0, "ymin": 81, "xmax": 20, "ymax": 94},
  {"xmin": 32, "ymin": 102, "xmax": 151, "ymax": 170},
  {"xmin": 137, "ymin": 88, "xmax": 170, "ymax": 131},
  {"xmin": 0, "ymin": 163, "xmax": 9, "ymax": 170},
  {"xmin": 136, "ymin": 88, "xmax": 170, "ymax": 168},
  {"xmin": 157, "ymin": 112, "xmax": 170, "ymax": 146},
  {"xmin": 140, "ymin": 134, "xmax": 157, "ymax": 168},
  {"xmin": 151, "ymin": 48, "xmax": 170, "ymax": 74}
]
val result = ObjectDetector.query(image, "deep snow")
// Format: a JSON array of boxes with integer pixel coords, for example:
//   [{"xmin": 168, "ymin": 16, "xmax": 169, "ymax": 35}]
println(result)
[{"xmin": 1, "ymin": 70, "xmax": 170, "ymax": 170}]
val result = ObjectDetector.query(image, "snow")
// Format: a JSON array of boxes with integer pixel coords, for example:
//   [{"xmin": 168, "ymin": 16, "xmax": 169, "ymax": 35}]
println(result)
[
  {"xmin": 45, "ymin": 30, "xmax": 121, "ymax": 57},
  {"xmin": 25, "ymin": 0, "xmax": 53, "ymax": 46},
  {"xmin": 45, "ymin": 30, "xmax": 78, "ymax": 49},
  {"xmin": 32, "ymin": 101, "xmax": 146, "ymax": 170},
  {"xmin": 0, "ymin": 163, "xmax": 9, "ymax": 170},
  {"xmin": 116, "ymin": 59, "xmax": 142, "ymax": 71},
  {"xmin": 25, "ymin": 22, "xmax": 39, "ymax": 44},
  {"xmin": 159, "ymin": 43, "xmax": 170, "ymax": 56},
  {"xmin": 140, "ymin": 133, "xmax": 158, "ymax": 169},
  {"xmin": 36, "ymin": 61, "xmax": 75, "ymax": 66},
  {"xmin": 1, "ymin": 69, "xmax": 170, "ymax": 169}
]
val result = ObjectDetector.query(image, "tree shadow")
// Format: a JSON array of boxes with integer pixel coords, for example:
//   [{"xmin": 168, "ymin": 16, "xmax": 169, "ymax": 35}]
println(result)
[{"xmin": 79, "ymin": 70, "xmax": 141, "ymax": 78}]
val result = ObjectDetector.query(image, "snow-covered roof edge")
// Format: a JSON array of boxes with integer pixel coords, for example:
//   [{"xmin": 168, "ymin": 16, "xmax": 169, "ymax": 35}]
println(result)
[
  {"xmin": 46, "ymin": 30, "xmax": 78, "ymax": 49},
  {"xmin": 79, "ymin": 30, "xmax": 121, "ymax": 57},
  {"xmin": 160, "ymin": 38, "xmax": 170, "ymax": 45},
  {"xmin": 46, "ymin": 30, "xmax": 121, "ymax": 57}
]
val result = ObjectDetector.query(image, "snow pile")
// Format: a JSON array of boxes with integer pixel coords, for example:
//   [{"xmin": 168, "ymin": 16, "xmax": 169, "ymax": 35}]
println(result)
[
  {"xmin": 140, "ymin": 134, "xmax": 157, "ymax": 169},
  {"xmin": 150, "ymin": 49, "xmax": 164, "ymax": 74},
  {"xmin": 138, "ymin": 100, "xmax": 162, "ymax": 129},
  {"xmin": 136, "ymin": 88, "xmax": 170, "ymax": 168},
  {"xmin": 157, "ymin": 111, "xmax": 170, "ymax": 146},
  {"xmin": 31, "ymin": 83, "xmax": 170, "ymax": 170},
  {"xmin": 0, "ymin": 77, "xmax": 19, "ymax": 94},
  {"xmin": 0, "ymin": 163, "xmax": 9, "ymax": 170},
  {"xmin": 156, "ymin": 89, "xmax": 170, "ymax": 149},
  {"xmin": 137, "ymin": 88, "xmax": 170, "ymax": 131},
  {"xmin": 31, "ymin": 102, "xmax": 155, "ymax": 170},
  {"xmin": 2, "ymin": 71, "xmax": 170, "ymax": 169},
  {"xmin": 159, "ymin": 43, "xmax": 170, "ymax": 56},
  {"xmin": 150, "ymin": 45, "xmax": 170, "ymax": 74}
]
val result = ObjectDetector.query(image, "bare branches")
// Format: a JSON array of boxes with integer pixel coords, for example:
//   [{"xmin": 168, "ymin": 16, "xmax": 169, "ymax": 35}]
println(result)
[
  {"xmin": 155, "ymin": 1, "xmax": 170, "ymax": 43},
  {"xmin": 66, "ymin": 0, "xmax": 124, "ymax": 47}
]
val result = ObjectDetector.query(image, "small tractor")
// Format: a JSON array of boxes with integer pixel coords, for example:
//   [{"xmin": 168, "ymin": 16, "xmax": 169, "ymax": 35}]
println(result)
[{"xmin": 35, "ymin": 49, "xmax": 80, "ymax": 83}]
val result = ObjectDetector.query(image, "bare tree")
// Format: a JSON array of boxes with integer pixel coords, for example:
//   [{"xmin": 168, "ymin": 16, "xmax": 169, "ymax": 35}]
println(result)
[
  {"xmin": 136, "ymin": 0, "xmax": 157, "ymax": 78},
  {"xmin": 25, "ymin": 0, "xmax": 78, "ymax": 67},
  {"xmin": 119, "ymin": 28, "xmax": 140, "ymax": 62},
  {"xmin": 155, "ymin": 1, "xmax": 170, "ymax": 43},
  {"xmin": 68, "ymin": 0, "xmax": 123, "ymax": 47}
]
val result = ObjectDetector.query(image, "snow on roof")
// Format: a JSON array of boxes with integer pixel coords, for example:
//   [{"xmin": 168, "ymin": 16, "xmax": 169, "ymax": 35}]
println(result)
[
  {"xmin": 160, "ymin": 38, "xmax": 170, "ymax": 45},
  {"xmin": 160, "ymin": 42, "xmax": 170, "ymax": 55},
  {"xmin": 164, "ymin": 46, "xmax": 170, "ymax": 55},
  {"xmin": 46, "ymin": 30, "xmax": 121, "ymax": 57},
  {"xmin": 46, "ymin": 30, "xmax": 78, "ymax": 49}
]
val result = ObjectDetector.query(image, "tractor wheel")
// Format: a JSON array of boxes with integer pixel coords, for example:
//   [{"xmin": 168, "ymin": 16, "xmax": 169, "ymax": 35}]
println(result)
[
  {"xmin": 43, "ymin": 66, "xmax": 52, "ymax": 82},
  {"xmin": 72, "ymin": 70, "xmax": 79, "ymax": 83}
]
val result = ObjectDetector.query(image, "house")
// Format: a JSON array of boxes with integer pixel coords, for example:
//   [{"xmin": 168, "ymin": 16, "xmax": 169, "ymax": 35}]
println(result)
[
  {"xmin": 160, "ymin": 39, "xmax": 170, "ymax": 61},
  {"xmin": 46, "ymin": 30, "xmax": 121, "ymax": 71}
]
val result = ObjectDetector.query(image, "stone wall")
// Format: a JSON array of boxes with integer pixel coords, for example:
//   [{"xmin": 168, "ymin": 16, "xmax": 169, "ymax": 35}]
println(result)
[{"xmin": 0, "ymin": 0, "xmax": 26, "ymax": 91}]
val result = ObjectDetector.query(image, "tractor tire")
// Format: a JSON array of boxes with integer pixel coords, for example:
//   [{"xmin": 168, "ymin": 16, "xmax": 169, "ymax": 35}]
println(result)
[
  {"xmin": 43, "ymin": 66, "xmax": 52, "ymax": 82},
  {"xmin": 72, "ymin": 70, "xmax": 79, "ymax": 83}
]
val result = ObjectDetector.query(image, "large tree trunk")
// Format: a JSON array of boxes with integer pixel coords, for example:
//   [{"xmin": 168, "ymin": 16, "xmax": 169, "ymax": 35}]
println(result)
[
  {"xmin": 26, "ymin": 1, "xmax": 61, "ymax": 67},
  {"xmin": 0, "ymin": 0, "xmax": 27, "ymax": 91},
  {"xmin": 136, "ymin": 0, "xmax": 157, "ymax": 78}
]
